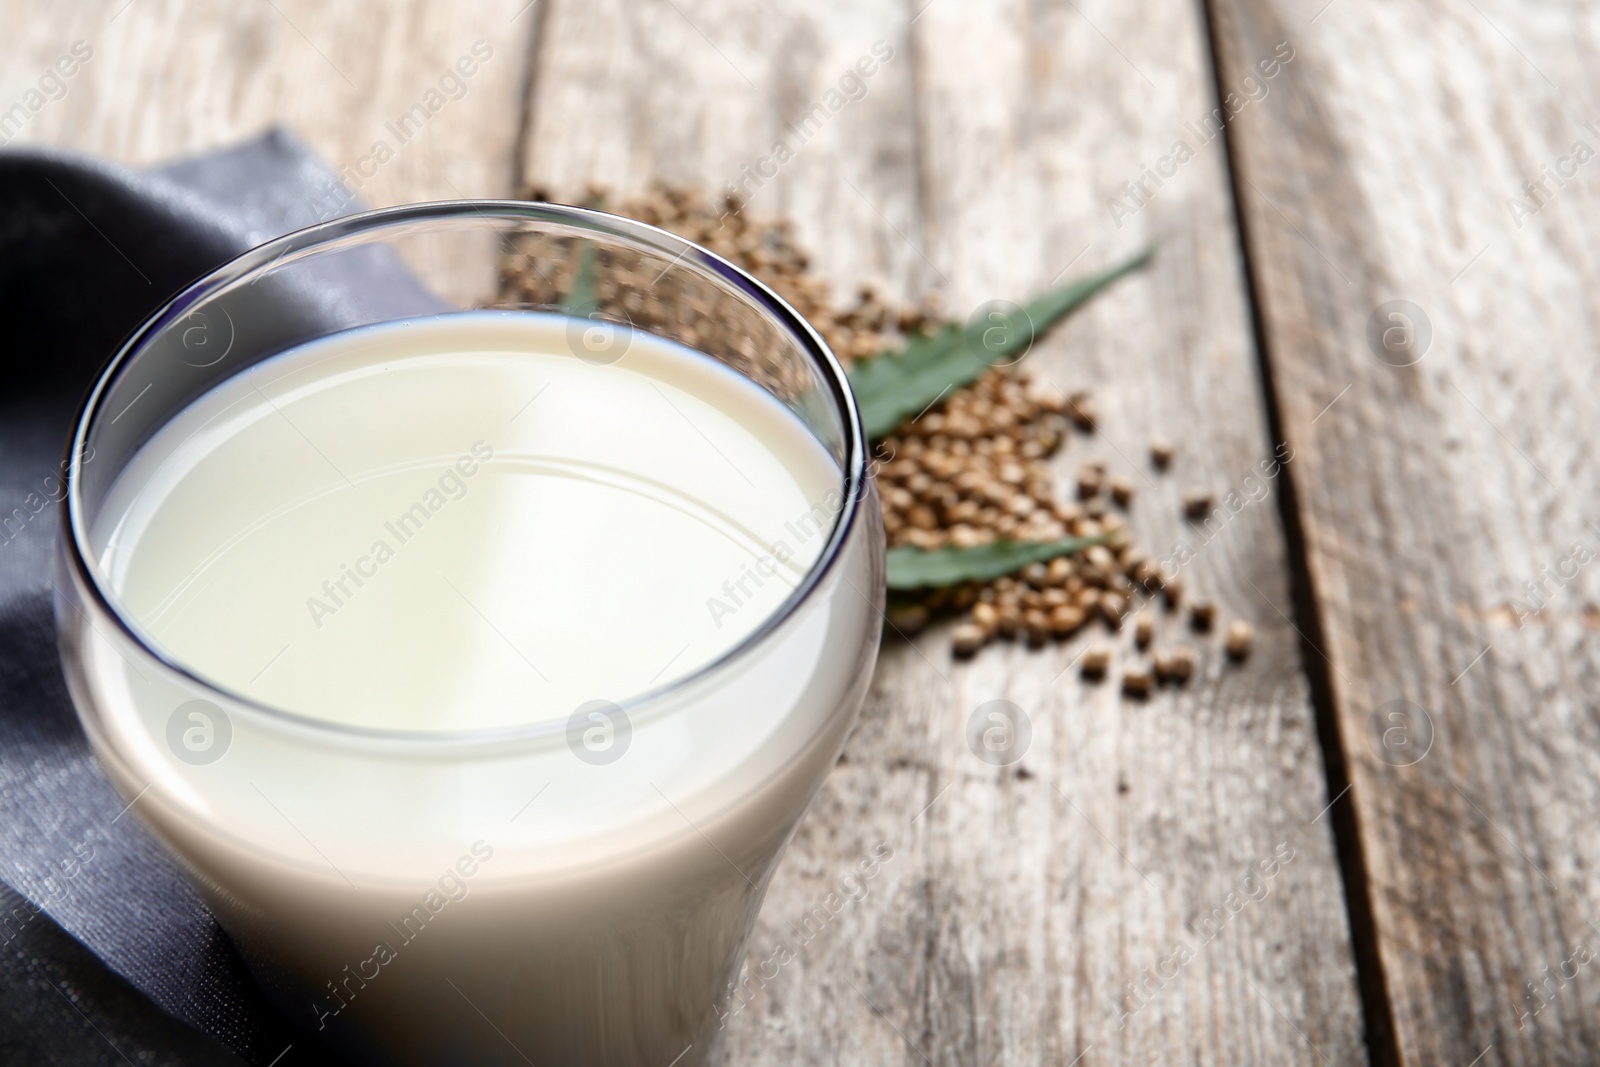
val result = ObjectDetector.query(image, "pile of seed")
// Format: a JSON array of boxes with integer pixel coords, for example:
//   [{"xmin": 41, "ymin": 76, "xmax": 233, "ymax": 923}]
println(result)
[
  {"xmin": 878, "ymin": 373, "xmax": 1080, "ymax": 551},
  {"xmin": 881, "ymin": 410, "xmax": 1257, "ymax": 690},
  {"xmin": 510, "ymin": 180, "xmax": 942, "ymax": 365},
  {"xmin": 502, "ymin": 182, "xmax": 1255, "ymax": 688}
]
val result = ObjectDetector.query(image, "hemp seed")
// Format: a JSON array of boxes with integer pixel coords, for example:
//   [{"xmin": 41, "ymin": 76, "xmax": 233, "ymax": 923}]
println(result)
[
  {"xmin": 1100, "ymin": 593, "xmax": 1129, "ymax": 629},
  {"xmin": 996, "ymin": 604, "xmax": 1022, "ymax": 639},
  {"xmin": 1190, "ymin": 600, "xmax": 1217, "ymax": 632},
  {"xmin": 888, "ymin": 603, "xmax": 929, "ymax": 635},
  {"xmin": 1049, "ymin": 604, "xmax": 1087, "ymax": 638},
  {"xmin": 1169, "ymin": 645, "xmax": 1196, "ymax": 683},
  {"xmin": 1134, "ymin": 612, "xmax": 1154, "ymax": 650},
  {"xmin": 1122, "ymin": 665, "xmax": 1155, "ymax": 698},
  {"xmin": 1066, "ymin": 391, "xmax": 1097, "ymax": 432},
  {"xmin": 1150, "ymin": 439, "xmax": 1175, "ymax": 470},
  {"xmin": 951, "ymin": 623, "xmax": 989, "ymax": 658},
  {"xmin": 1226, "ymin": 620, "xmax": 1254, "ymax": 660},
  {"xmin": 1077, "ymin": 464, "xmax": 1103, "ymax": 500},
  {"xmin": 514, "ymin": 184, "xmax": 1181, "ymax": 662},
  {"xmin": 1182, "ymin": 490, "xmax": 1214, "ymax": 520},
  {"xmin": 1081, "ymin": 645, "xmax": 1112, "ymax": 679}
]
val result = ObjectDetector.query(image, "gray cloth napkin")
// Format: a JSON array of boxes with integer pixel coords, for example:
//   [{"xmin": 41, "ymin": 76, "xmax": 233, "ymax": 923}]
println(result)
[{"xmin": 0, "ymin": 127, "xmax": 405, "ymax": 1066}]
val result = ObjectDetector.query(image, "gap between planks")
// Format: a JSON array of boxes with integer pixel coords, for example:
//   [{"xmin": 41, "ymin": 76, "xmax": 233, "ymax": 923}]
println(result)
[{"xmin": 1195, "ymin": 1, "xmax": 1401, "ymax": 1062}]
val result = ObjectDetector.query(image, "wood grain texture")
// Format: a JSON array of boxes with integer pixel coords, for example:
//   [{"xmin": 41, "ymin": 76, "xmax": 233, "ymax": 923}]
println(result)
[
  {"xmin": 0, "ymin": 0, "xmax": 1383, "ymax": 1060},
  {"xmin": 522, "ymin": 0, "xmax": 926, "ymax": 306},
  {"xmin": 0, "ymin": 0, "xmax": 538, "ymax": 328},
  {"xmin": 0, "ymin": 0, "xmax": 534, "ymax": 205},
  {"xmin": 524, "ymin": 1, "xmax": 1365, "ymax": 1062},
  {"xmin": 1207, "ymin": 0, "xmax": 1600, "ymax": 1062}
]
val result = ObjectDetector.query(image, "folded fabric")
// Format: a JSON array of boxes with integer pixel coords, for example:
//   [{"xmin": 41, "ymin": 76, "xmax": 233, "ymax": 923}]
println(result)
[{"xmin": 0, "ymin": 128, "xmax": 389, "ymax": 1066}]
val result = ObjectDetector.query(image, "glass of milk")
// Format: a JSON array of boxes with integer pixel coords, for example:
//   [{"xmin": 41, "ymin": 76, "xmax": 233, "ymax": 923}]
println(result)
[{"xmin": 54, "ymin": 202, "xmax": 884, "ymax": 1066}]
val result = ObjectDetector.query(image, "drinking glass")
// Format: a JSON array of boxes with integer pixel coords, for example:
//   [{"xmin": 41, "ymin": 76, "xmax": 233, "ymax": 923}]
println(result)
[{"xmin": 54, "ymin": 201, "xmax": 884, "ymax": 1066}]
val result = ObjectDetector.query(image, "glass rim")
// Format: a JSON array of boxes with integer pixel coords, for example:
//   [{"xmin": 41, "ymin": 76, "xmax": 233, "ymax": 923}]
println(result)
[{"xmin": 60, "ymin": 199, "xmax": 872, "ymax": 747}]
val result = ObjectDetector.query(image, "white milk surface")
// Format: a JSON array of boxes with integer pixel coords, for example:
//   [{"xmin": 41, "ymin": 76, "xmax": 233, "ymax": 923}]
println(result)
[
  {"xmin": 94, "ymin": 311, "xmax": 838, "ymax": 733},
  {"xmin": 69, "ymin": 312, "xmax": 880, "ymax": 1065}
]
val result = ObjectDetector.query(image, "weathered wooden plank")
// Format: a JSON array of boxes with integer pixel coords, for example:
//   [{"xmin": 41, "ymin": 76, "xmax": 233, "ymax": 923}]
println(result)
[
  {"xmin": 906, "ymin": 3, "xmax": 1364, "ymax": 1064},
  {"xmin": 0, "ymin": 0, "xmax": 534, "ymax": 1056},
  {"xmin": 1207, "ymin": 0, "xmax": 1600, "ymax": 1062},
  {"xmin": 524, "ymin": 1, "xmax": 1366, "ymax": 1063},
  {"xmin": 0, "ymin": 0, "xmax": 538, "ymax": 366},
  {"xmin": 0, "ymin": 0, "xmax": 534, "ymax": 206},
  {"xmin": 526, "ymin": 8, "xmax": 937, "ymax": 1064},
  {"xmin": 523, "ymin": 0, "xmax": 926, "ymax": 306}
]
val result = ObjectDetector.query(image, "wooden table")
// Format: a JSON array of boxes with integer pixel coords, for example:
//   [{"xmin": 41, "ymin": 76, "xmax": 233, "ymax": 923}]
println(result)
[{"xmin": 4, "ymin": 1, "xmax": 1594, "ymax": 1063}]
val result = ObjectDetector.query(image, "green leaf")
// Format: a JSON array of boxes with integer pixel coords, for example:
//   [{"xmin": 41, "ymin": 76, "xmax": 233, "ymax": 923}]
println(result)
[
  {"xmin": 847, "ymin": 247, "xmax": 1153, "ymax": 440},
  {"xmin": 567, "ymin": 239, "xmax": 599, "ymax": 316},
  {"xmin": 885, "ymin": 535, "xmax": 1109, "ymax": 590}
]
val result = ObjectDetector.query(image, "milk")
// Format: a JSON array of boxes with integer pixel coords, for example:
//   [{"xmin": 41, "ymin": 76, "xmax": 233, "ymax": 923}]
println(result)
[{"xmin": 64, "ymin": 312, "xmax": 882, "ymax": 1065}]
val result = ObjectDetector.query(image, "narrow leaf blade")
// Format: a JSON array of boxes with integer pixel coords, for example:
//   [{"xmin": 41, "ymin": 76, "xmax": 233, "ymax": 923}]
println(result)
[
  {"xmin": 885, "ymin": 535, "xmax": 1109, "ymax": 590},
  {"xmin": 567, "ymin": 239, "xmax": 599, "ymax": 316},
  {"xmin": 1021, "ymin": 246, "xmax": 1153, "ymax": 328},
  {"xmin": 847, "ymin": 247, "xmax": 1154, "ymax": 440}
]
